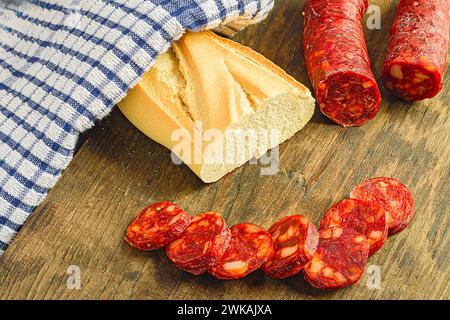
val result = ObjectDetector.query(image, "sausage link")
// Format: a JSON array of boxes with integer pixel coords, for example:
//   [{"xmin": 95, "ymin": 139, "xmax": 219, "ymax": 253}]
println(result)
[{"xmin": 303, "ymin": 0, "xmax": 381, "ymax": 126}]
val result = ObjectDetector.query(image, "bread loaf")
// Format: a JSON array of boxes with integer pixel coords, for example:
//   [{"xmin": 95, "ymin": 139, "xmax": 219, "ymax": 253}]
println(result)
[
  {"xmin": 118, "ymin": 31, "xmax": 315, "ymax": 183},
  {"xmin": 215, "ymin": 18, "xmax": 254, "ymax": 37}
]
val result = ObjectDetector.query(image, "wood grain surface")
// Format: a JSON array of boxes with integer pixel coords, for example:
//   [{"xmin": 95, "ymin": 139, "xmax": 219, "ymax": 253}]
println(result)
[{"xmin": 0, "ymin": 0, "xmax": 449, "ymax": 300}]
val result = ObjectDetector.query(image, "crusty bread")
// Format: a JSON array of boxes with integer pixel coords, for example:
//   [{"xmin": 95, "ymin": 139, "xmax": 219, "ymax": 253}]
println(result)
[
  {"xmin": 215, "ymin": 18, "xmax": 254, "ymax": 37},
  {"xmin": 118, "ymin": 31, "xmax": 315, "ymax": 183}
]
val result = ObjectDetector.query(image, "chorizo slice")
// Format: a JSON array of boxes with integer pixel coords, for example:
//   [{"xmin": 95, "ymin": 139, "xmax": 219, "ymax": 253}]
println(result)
[
  {"xmin": 320, "ymin": 199, "xmax": 388, "ymax": 256},
  {"xmin": 209, "ymin": 223, "xmax": 275, "ymax": 280},
  {"xmin": 303, "ymin": 0, "xmax": 381, "ymax": 127},
  {"xmin": 350, "ymin": 177, "xmax": 414, "ymax": 235},
  {"xmin": 382, "ymin": 0, "xmax": 449, "ymax": 101},
  {"xmin": 125, "ymin": 201, "xmax": 191, "ymax": 251},
  {"xmin": 304, "ymin": 227, "xmax": 370, "ymax": 290},
  {"xmin": 166, "ymin": 211, "xmax": 231, "ymax": 275},
  {"xmin": 262, "ymin": 215, "xmax": 319, "ymax": 279}
]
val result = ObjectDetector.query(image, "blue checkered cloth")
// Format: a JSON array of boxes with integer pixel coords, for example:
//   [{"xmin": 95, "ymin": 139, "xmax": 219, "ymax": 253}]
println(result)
[{"xmin": 0, "ymin": 0, "xmax": 273, "ymax": 256}]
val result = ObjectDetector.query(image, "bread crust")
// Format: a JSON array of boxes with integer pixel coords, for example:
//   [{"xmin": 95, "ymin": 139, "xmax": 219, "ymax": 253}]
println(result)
[
  {"xmin": 118, "ymin": 31, "xmax": 315, "ymax": 183},
  {"xmin": 201, "ymin": 31, "xmax": 310, "ymax": 94}
]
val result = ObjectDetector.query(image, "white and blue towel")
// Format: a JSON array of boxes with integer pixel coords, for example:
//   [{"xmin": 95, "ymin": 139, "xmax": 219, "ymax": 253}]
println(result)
[{"xmin": 0, "ymin": 0, "xmax": 274, "ymax": 256}]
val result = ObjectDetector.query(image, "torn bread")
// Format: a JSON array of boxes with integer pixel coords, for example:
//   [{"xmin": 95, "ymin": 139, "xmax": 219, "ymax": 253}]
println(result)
[{"xmin": 118, "ymin": 31, "xmax": 315, "ymax": 183}]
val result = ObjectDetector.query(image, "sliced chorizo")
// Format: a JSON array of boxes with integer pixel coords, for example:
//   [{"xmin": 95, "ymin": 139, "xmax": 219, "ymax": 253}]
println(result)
[
  {"xmin": 303, "ymin": 227, "xmax": 370, "ymax": 290},
  {"xmin": 303, "ymin": 0, "xmax": 381, "ymax": 127},
  {"xmin": 320, "ymin": 198, "xmax": 387, "ymax": 256},
  {"xmin": 350, "ymin": 177, "xmax": 414, "ymax": 235},
  {"xmin": 209, "ymin": 223, "xmax": 274, "ymax": 280},
  {"xmin": 262, "ymin": 215, "xmax": 319, "ymax": 279},
  {"xmin": 382, "ymin": 0, "xmax": 449, "ymax": 101},
  {"xmin": 125, "ymin": 201, "xmax": 191, "ymax": 251},
  {"xmin": 166, "ymin": 211, "xmax": 231, "ymax": 275}
]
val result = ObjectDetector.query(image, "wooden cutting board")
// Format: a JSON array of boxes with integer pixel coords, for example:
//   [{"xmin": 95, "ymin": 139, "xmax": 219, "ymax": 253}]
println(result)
[{"xmin": 0, "ymin": 0, "xmax": 448, "ymax": 299}]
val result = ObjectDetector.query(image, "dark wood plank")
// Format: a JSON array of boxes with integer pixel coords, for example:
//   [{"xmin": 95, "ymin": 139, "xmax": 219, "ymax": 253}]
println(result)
[{"xmin": 0, "ymin": 0, "xmax": 449, "ymax": 299}]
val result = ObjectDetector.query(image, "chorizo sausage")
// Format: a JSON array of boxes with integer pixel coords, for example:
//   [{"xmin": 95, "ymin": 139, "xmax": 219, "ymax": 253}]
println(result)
[
  {"xmin": 125, "ymin": 201, "xmax": 191, "ymax": 251},
  {"xmin": 382, "ymin": 0, "xmax": 449, "ymax": 101},
  {"xmin": 350, "ymin": 177, "xmax": 414, "ymax": 235},
  {"xmin": 209, "ymin": 223, "xmax": 274, "ymax": 279},
  {"xmin": 320, "ymin": 198, "xmax": 387, "ymax": 256},
  {"xmin": 303, "ymin": 0, "xmax": 381, "ymax": 126},
  {"xmin": 262, "ymin": 215, "xmax": 319, "ymax": 279},
  {"xmin": 166, "ymin": 211, "xmax": 231, "ymax": 275},
  {"xmin": 303, "ymin": 227, "xmax": 370, "ymax": 289}
]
